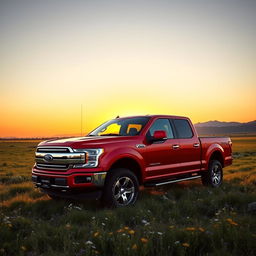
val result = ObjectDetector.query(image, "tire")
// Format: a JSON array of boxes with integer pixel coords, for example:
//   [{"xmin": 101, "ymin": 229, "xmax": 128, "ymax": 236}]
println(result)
[
  {"xmin": 102, "ymin": 168, "xmax": 139, "ymax": 207},
  {"xmin": 201, "ymin": 160, "xmax": 223, "ymax": 187}
]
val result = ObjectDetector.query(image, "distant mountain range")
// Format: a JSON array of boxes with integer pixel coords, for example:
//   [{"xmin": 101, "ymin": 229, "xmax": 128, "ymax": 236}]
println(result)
[
  {"xmin": 1, "ymin": 120, "xmax": 255, "ymax": 139},
  {"xmin": 194, "ymin": 120, "xmax": 256, "ymax": 135}
]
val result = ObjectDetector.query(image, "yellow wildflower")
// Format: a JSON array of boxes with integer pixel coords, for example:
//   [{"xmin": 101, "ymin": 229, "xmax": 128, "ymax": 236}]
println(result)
[
  {"xmin": 185, "ymin": 227, "xmax": 196, "ymax": 231},
  {"xmin": 231, "ymin": 221, "xmax": 238, "ymax": 226},
  {"xmin": 20, "ymin": 246, "xmax": 26, "ymax": 251},
  {"xmin": 132, "ymin": 244, "xmax": 137, "ymax": 250},
  {"xmin": 128, "ymin": 230, "xmax": 135, "ymax": 235},
  {"xmin": 226, "ymin": 218, "xmax": 238, "ymax": 226},
  {"xmin": 124, "ymin": 226, "xmax": 129, "ymax": 230},
  {"xmin": 182, "ymin": 243, "xmax": 190, "ymax": 247},
  {"xmin": 141, "ymin": 237, "xmax": 148, "ymax": 243},
  {"xmin": 94, "ymin": 232, "xmax": 99, "ymax": 237},
  {"xmin": 65, "ymin": 224, "xmax": 71, "ymax": 229}
]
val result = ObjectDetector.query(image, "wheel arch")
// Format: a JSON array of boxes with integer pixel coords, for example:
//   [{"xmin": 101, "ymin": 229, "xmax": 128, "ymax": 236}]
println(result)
[
  {"xmin": 108, "ymin": 157, "xmax": 143, "ymax": 185},
  {"xmin": 208, "ymin": 150, "xmax": 224, "ymax": 168}
]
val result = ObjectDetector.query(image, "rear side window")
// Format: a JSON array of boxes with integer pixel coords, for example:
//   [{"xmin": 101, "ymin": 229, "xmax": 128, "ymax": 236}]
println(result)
[
  {"xmin": 148, "ymin": 119, "xmax": 174, "ymax": 139},
  {"xmin": 173, "ymin": 119, "xmax": 193, "ymax": 138}
]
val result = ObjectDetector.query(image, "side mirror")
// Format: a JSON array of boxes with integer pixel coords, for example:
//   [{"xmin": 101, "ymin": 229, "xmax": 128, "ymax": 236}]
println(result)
[{"xmin": 152, "ymin": 130, "xmax": 167, "ymax": 141}]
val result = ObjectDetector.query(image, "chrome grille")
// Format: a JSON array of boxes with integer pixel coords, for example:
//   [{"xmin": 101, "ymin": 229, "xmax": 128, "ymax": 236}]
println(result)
[
  {"xmin": 35, "ymin": 147, "xmax": 86, "ymax": 171},
  {"xmin": 37, "ymin": 147, "xmax": 70, "ymax": 153}
]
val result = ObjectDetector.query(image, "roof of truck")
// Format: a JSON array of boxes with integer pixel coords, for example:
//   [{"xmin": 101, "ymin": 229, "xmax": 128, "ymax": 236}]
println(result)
[{"xmin": 115, "ymin": 115, "xmax": 190, "ymax": 120}]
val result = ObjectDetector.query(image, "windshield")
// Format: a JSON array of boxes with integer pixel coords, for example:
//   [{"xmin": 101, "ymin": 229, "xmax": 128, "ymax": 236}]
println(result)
[{"xmin": 88, "ymin": 117, "xmax": 150, "ymax": 136}]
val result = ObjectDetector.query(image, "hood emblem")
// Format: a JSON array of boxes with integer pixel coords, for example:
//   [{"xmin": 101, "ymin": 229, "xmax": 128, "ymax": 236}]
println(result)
[{"xmin": 44, "ymin": 154, "xmax": 53, "ymax": 162}]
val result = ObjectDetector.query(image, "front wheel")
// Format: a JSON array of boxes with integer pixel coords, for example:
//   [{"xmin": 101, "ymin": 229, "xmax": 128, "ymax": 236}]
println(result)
[
  {"xmin": 102, "ymin": 168, "xmax": 139, "ymax": 207},
  {"xmin": 201, "ymin": 160, "xmax": 223, "ymax": 187}
]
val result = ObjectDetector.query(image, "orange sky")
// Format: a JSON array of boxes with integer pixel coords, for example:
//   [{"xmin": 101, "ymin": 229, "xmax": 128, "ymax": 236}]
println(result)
[{"xmin": 0, "ymin": 0, "xmax": 255, "ymax": 137}]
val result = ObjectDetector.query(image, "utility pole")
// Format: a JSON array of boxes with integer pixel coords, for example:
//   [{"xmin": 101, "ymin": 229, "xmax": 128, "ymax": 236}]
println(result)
[{"xmin": 81, "ymin": 104, "xmax": 83, "ymax": 136}]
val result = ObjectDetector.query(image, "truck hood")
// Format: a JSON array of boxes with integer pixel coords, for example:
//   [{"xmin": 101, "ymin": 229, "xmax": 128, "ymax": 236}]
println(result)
[{"xmin": 38, "ymin": 136, "xmax": 139, "ymax": 148}]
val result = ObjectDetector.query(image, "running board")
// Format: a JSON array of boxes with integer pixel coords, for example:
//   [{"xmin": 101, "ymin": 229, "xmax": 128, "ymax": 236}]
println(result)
[{"xmin": 144, "ymin": 175, "xmax": 201, "ymax": 187}]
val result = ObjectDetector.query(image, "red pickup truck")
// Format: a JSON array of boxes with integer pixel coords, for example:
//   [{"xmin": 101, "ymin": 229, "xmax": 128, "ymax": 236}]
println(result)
[{"xmin": 32, "ymin": 115, "xmax": 232, "ymax": 207}]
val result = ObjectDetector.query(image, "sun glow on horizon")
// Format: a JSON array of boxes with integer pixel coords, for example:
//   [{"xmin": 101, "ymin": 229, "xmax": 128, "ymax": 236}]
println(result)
[{"xmin": 0, "ymin": 0, "xmax": 255, "ymax": 137}]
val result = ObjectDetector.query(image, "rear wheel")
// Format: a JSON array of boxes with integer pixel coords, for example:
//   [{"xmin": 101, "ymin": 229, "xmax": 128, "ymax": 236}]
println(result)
[
  {"xmin": 102, "ymin": 168, "xmax": 139, "ymax": 207},
  {"xmin": 201, "ymin": 160, "xmax": 223, "ymax": 187}
]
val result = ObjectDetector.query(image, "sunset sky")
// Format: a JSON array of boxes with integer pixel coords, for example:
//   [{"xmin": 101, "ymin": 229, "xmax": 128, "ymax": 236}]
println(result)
[{"xmin": 0, "ymin": 0, "xmax": 255, "ymax": 137}]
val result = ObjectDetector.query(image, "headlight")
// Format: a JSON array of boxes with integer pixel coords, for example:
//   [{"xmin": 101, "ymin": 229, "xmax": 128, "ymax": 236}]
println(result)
[{"xmin": 73, "ymin": 148, "xmax": 104, "ymax": 168}]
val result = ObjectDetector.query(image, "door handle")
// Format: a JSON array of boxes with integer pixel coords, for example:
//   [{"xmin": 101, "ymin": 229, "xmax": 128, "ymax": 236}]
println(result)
[
  {"xmin": 193, "ymin": 143, "xmax": 200, "ymax": 148},
  {"xmin": 172, "ymin": 144, "xmax": 180, "ymax": 149}
]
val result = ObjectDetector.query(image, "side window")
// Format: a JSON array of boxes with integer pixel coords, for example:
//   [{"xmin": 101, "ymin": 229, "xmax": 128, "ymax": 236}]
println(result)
[
  {"xmin": 173, "ymin": 119, "xmax": 193, "ymax": 138},
  {"xmin": 149, "ymin": 119, "xmax": 174, "ymax": 139}
]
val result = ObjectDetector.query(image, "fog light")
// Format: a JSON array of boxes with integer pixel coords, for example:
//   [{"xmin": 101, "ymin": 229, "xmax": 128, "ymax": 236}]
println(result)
[{"xmin": 74, "ymin": 176, "xmax": 92, "ymax": 184}]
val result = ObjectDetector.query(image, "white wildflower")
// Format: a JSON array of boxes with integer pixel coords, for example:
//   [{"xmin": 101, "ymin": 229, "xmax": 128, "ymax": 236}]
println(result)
[{"xmin": 142, "ymin": 219, "xmax": 150, "ymax": 226}]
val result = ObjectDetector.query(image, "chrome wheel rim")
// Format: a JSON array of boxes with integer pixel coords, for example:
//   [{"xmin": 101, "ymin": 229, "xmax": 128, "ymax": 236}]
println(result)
[
  {"xmin": 211, "ymin": 164, "xmax": 221, "ymax": 185},
  {"xmin": 113, "ymin": 177, "xmax": 135, "ymax": 206}
]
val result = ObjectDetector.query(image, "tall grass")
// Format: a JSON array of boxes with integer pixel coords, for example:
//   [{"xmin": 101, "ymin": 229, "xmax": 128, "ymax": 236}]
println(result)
[{"xmin": 0, "ymin": 138, "xmax": 255, "ymax": 255}]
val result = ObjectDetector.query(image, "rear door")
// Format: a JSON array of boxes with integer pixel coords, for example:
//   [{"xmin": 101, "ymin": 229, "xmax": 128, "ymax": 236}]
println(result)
[{"xmin": 171, "ymin": 118, "xmax": 201, "ymax": 173}]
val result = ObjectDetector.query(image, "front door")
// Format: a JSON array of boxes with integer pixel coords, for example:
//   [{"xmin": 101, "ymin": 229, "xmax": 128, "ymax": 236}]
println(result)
[{"xmin": 142, "ymin": 118, "xmax": 180, "ymax": 180}]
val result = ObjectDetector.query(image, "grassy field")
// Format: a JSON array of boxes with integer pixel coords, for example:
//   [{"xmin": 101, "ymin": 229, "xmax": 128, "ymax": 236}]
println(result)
[{"xmin": 0, "ymin": 137, "xmax": 255, "ymax": 256}]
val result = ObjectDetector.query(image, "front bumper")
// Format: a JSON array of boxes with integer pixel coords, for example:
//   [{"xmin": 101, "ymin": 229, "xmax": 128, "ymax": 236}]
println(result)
[{"xmin": 32, "ymin": 166, "xmax": 107, "ymax": 190}]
